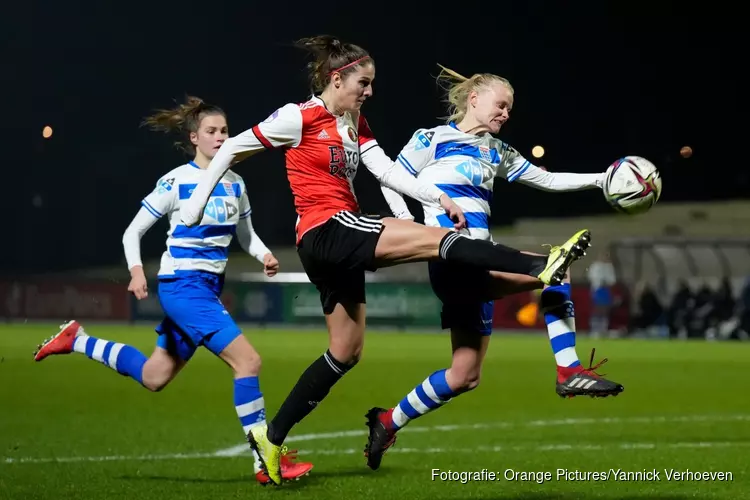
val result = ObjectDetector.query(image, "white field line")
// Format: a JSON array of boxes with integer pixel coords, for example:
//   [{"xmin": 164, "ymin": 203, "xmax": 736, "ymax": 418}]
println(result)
[
  {"xmin": 215, "ymin": 413, "xmax": 750, "ymax": 458},
  {"xmin": 4, "ymin": 414, "xmax": 750, "ymax": 465}
]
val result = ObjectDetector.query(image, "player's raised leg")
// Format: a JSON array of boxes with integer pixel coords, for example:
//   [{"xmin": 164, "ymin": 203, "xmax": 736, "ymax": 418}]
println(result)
[
  {"xmin": 34, "ymin": 321, "xmax": 150, "ymax": 387},
  {"xmin": 365, "ymin": 297, "xmax": 492, "ymax": 470},
  {"xmin": 540, "ymin": 278, "xmax": 623, "ymax": 398}
]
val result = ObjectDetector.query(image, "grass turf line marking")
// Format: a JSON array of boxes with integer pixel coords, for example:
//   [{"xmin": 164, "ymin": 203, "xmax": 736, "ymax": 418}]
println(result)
[{"xmin": 4, "ymin": 414, "xmax": 749, "ymax": 464}]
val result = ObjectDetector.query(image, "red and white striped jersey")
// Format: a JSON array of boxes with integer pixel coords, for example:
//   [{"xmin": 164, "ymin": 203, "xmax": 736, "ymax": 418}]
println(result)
[
  {"xmin": 180, "ymin": 97, "xmax": 444, "ymax": 243},
  {"xmin": 250, "ymin": 96, "xmax": 376, "ymax": 241}
]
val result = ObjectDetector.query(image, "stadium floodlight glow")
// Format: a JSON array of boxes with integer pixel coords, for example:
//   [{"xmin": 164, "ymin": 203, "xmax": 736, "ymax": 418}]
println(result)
[
  {"xmin": 42, "ymin": 126, "xmax": 53, "ymax": 139},
  {"xmin": 531, "ymin": 145, "xmax": 545, "ymax": 158}
]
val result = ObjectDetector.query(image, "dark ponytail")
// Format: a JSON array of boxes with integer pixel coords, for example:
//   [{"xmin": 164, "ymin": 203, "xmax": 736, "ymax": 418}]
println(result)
[
  {"xmin": 295, "ymin": 35, "xmax": 371, "ymax": 93},
  {"xmin": 142, "ymin": 96, "xmax": 225, "ymax": 155}
]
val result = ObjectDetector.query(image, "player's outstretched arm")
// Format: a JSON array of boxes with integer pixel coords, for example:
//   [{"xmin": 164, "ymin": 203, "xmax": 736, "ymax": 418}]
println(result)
[
  {"xmin": 180, "ymin": 129, "xmax": 266, "ymax": 226},
  {"xmin": 181, "ymin": 104, "xmax": 304, "ymax": 227},
  {"xmin": 514, "ymin": 164, "xmax": 607, "ymax": 192},
  {"xmin": 361, "ymin": 145, "xmax": 443, "ymax": 206}
]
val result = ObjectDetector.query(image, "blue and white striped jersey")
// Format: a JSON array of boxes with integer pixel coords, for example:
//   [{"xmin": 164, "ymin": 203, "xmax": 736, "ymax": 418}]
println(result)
[
  {"xmin": 383, "ymin": 121, "xmax": 605, "ymax": 241},
  {"xmin": 395, "ymin": 122, "xmax": 531, "ymax": 241},
  {"xmin": 140, "ymin": 161, "xmax": 251, "ymax": 276}
]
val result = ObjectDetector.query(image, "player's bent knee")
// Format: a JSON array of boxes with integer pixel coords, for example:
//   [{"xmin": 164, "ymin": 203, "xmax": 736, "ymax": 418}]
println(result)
[
  {"xmin": 328, "ymin": 342, "xmax": 363, "ymax": 366},
  {"xmin": 218, "ymin": 335, "xmax": 262, "ymax": 378},
  {"xmin": 141, "ymin": 365, "xmax": 174, "ymax": 392},
  {"xmin": 447, "ymin": 366, "xmax": 482, "ymax": 393}
]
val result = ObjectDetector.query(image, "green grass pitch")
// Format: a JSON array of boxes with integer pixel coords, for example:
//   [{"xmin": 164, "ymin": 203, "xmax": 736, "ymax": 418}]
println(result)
[{"xmin": 2, "ymin": 323, "xmax": 749, "ymax": 499}]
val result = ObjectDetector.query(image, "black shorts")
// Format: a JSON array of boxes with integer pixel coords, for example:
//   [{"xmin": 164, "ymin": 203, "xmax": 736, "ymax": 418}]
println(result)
[
  {"xmin": 428, "ymin": 261, "xmax": 495, "ymax": 335},
  {"xmin": 297, "ymin": 211, "xmax": 385, "ymax": 314}
]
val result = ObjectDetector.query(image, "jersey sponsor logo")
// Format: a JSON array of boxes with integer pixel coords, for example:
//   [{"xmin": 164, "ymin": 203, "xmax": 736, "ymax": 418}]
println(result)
[
  {"xmin": 414, "ymin": 130, "xmax": 435, "ymax": 151},
  {"xmin": 328, "ymin": 146, "xmax": 358, "ymax": 180},
  {"xmin": 456, "ymin": 158, "xmax": 484, "ymax": 186},
  {"xmin": 204, "ymin": 198, "xmax": 238, "ymax": 223},
  {"xmin": 157, "ymin": 177, "xmax": 174, "ymax": 194}
]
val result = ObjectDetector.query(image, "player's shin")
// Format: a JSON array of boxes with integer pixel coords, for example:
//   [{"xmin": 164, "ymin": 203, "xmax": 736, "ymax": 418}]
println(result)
[
  {"xmin": 268, "ymin": 350, "xmax": 355, "ymax": 446},
  {"xmin": 234, "ymin": 376, "xmax": 267, "ymax": 473},
  {"xmin": 438, "ymin": 233, "xmax": 546, "ymax": 276},
  {"xmin": 73, "ymin": 333, "xmax": 147, "ymax": 385},
  {"xmin": 391, "ymin": 369, "xmax": 460, "ymax": 430},
  {"xmin": 540, "ymin": 283, "xmax": 582, "ymax": 374}
]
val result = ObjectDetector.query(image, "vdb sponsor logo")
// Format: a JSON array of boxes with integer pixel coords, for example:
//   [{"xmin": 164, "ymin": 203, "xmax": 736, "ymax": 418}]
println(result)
[{"xmin": 1, "ymin": 281, "xmax": 130, "ymax": 320}]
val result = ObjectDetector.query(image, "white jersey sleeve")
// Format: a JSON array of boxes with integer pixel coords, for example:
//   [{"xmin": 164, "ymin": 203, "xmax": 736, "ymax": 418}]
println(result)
[
  {"xmin": 122, "ymin": 207, "xmax": 160, "ymax": 270},
  {"xmin": 496, "ymin": 141, "xmax": 605, "ymax": 191},
  {"xmin": 376, "ymin": 128, "xmax": 439, "ymax": 219},
  {"xmin": 180, "ymin": 104, "xmax": 303, "ymax": 226},
  {"xmin": 380, "ymin": 185, "xmax": 415, "ymax": 219},
  {"xmin": 141, "ymin": 174, "xmax": 178, "ymax": 219},
  {"xmin": 396, "ymin": 129, "xmax": 437, "ymax": 176},
  {"xmin": 122, "ymin": 174, "xmax": 178, "ymax": 271}
]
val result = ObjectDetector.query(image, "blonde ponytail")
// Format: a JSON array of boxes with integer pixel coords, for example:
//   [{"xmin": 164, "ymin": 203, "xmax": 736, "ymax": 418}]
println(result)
[{"xmin": 435, "ymin": 64, "xmax": 514, "ymax": 124}]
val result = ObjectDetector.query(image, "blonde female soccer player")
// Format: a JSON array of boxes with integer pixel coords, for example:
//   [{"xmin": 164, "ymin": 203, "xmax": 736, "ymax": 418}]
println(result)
[{"xmin": 364, "ymin": 66, "xmax": 624, "ymax": 470}]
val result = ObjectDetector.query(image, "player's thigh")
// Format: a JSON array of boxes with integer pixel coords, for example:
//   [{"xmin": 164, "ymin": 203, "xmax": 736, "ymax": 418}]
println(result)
[
  {"xmin": 298, "ymin": 238, "xmax": 367, "ymax": 363},
  {"xmin": 374, "ymin": 217, "xmax": 451, "ymax": 267},
  {"xmin": 141, "ymin": 345, "xmax": 188, "ymax": 391}
]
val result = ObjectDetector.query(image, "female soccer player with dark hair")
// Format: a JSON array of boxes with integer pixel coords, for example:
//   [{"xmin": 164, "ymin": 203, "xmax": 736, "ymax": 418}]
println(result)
[{"xmin": 179, "ymin": 36, "xmax": 591, "ymax": 485}]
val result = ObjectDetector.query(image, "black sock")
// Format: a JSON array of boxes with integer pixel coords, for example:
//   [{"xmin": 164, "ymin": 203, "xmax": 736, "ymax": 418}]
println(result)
[
  {"xmin": 439, "ymin": 232, "xmax": 547, "ymax": 276},
  {"xmin": 268, "ymin": 350, "xmax": 354, "ymax": 445}
]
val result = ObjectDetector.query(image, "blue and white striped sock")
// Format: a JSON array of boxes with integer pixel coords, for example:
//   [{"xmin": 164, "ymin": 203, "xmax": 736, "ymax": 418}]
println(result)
[
  {"xmin": 391, "ymin": 369, "xmax": 459, "ymax": 430},
  {"xmin": 234, "ymin": 377, "xmax": 266, "ymax": 472},
  {"xmin": 73, "ymin": 335, "xmax": 147, "ymax": 385},
  {"xmin": 235, "ymin": 376, "xmax": 266, "ymax": 434},
  {"xmin": 541, "ymin": 284, "xmax": 581, "ymax": 368}
]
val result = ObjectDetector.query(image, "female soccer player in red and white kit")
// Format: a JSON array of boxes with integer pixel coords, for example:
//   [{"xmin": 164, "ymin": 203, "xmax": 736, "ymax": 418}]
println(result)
[{"xmin": 180, "ymin": 35, "xmax": 591, "ymax": 485}]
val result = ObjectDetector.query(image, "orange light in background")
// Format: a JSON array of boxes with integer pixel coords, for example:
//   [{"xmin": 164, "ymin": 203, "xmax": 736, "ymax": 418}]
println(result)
[
  {"xmin": 42, "ymin": 126, "xmax": 53, "ymax": 139},
  {"xmin": 680, "ymin": 145, "xmax": 692, "ymax": 158},
  {"xmin": 531, "ymin": 145, "xmax": 545, "ymax": 158}
]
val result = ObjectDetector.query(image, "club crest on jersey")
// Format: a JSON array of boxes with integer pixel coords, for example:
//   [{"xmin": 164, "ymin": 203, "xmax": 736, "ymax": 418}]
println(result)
[
  {"xmin": 157, "ymin": 177, "xmax": 174, "ymax": 194},
  {"xmin": 221, "ymin": 182, "xmax": 234, "ymax": 196},
  {"xmin": 347, "ymin": 126, "xmax": 357, "ymax": 142},
  {"xmin": 479, "ymin": 146, "xmax": 492, "ymax": 162}
]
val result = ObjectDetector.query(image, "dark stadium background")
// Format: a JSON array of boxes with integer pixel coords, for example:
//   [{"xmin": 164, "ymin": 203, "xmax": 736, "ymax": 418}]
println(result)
[{"xmin": 6, "ymin": 1, "xmax": 741, "ymax": 273}]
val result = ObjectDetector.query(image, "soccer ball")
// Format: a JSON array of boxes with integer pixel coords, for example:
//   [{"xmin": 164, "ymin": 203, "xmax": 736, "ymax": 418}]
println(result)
[{"xmin": 603, "ymin": 156, "xmax": 662, "ymax": 215}]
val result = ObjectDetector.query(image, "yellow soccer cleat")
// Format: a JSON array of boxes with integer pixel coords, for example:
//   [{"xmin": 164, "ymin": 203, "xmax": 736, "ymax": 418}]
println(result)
[
  {"xmin": 247, "ymin": 424, "xmax": 283, "ymax": 486},
  {"xmin": 536, "ymin": 229, "xmax": 591, "ymax": 286}
]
